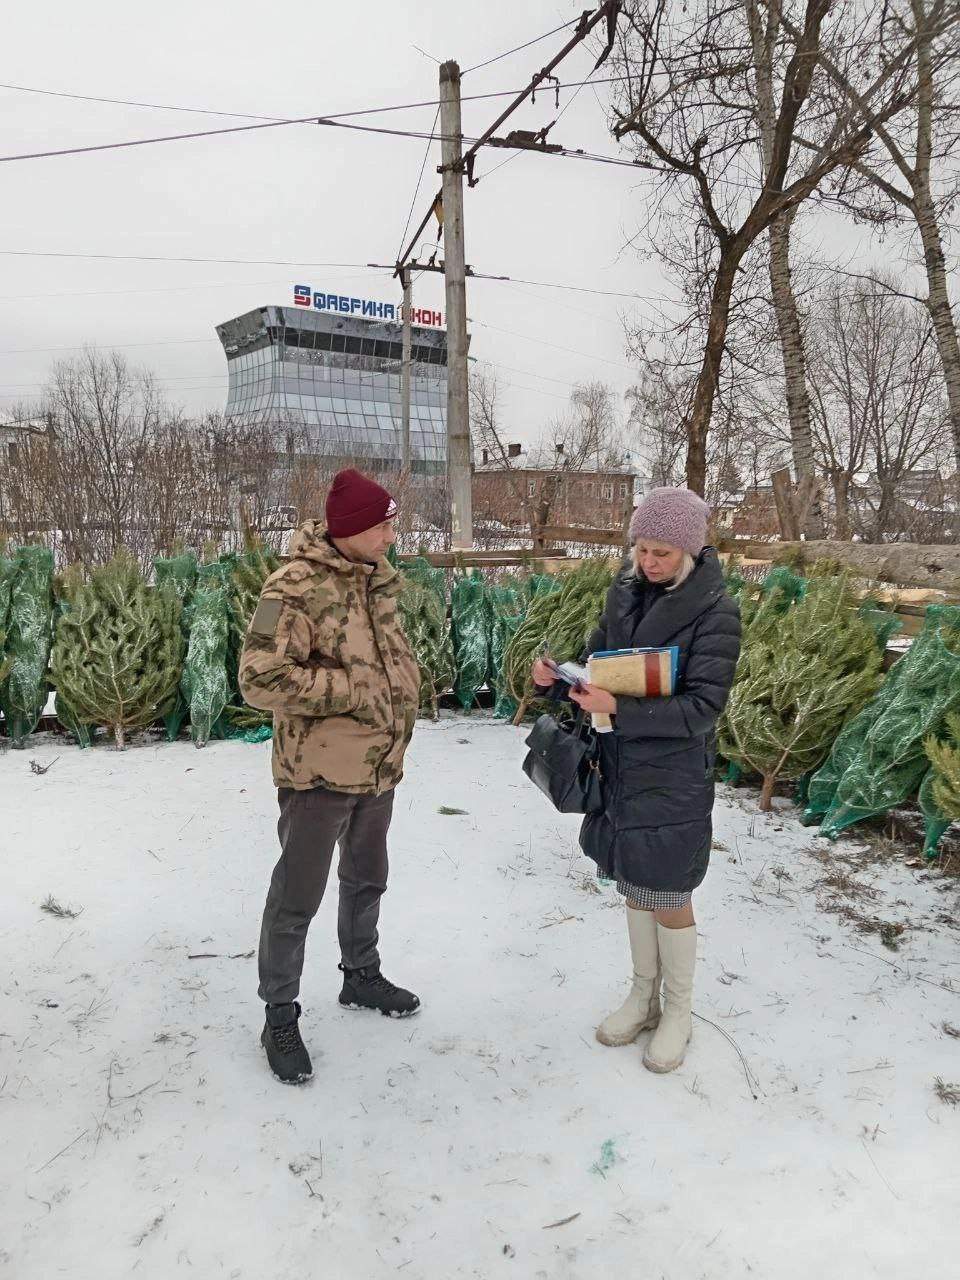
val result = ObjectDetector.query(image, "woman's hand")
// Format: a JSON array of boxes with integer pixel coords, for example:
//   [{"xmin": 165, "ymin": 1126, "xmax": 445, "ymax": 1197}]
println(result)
[
  {"xmin": 569, "ymin": 681, "xmax": 616, "ymax": 715},
  {"xmin": 531, "ymin": 658, "xmax": 556, "ymax": 689}
]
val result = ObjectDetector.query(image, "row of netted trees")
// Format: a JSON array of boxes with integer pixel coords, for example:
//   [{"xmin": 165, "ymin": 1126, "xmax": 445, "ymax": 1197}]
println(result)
[{"xmin": 0, "ymin": 537, "xmax": 280, "ymax": 750}]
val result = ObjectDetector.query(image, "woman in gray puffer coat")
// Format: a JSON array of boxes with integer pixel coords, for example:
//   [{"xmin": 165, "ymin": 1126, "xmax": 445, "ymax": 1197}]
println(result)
[{"xmin": 532, "ymin": 487, "xmax": 740, "ymax": 1073}]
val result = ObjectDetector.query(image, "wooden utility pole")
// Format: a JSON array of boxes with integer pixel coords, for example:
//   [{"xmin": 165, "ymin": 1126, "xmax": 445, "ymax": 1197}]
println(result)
[
  {"xmin": 439, "ymin": 59, "xmax": 473, "ymax": 550},
  {"xmin": 400, "ymin": 265, "xmax": 412, "ymax": 481}
]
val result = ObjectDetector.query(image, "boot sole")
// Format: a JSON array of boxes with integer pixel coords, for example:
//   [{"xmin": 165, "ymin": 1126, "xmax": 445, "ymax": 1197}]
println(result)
[
  {"xmin": 339, "ymin": 999, "xmax": 421, "ymax": 1019},
  {"xmin": 595, "ymin": 1015, "xmax": 660, "ymax": 1047},
  {"xmin": 643, "ymin": 1034, "xmax": 691, "ymax": 1074}
]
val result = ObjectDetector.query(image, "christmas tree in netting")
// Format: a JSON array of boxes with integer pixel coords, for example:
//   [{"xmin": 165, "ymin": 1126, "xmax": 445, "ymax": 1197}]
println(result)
[
  {"xmin": 918, "ymin": 715, "xmax": 960, "ymax": 858},
  {"xmin": 817, "ymin": 606, "xmax": 960, "ymax": 839},
  {"xmin": 397, "ymin": 573, "xmax": 454, "ymax": 719},
  {"xmin": 224, "ymin": 539, "xmax": 281, "ymax": 731},
  {"xmin": 0, "ymin": 544, "xmax": 54, "ymax": 747},
  {"xmin": 181, "ymin": 560, "xmax": 232, "ymax": 748},
  {"xmin": 0, "ymin": 550, "xmax": 16, "ymax": 687},
  {"xmin": 487, "ymin": 579, "xmax": 526, "ymax": 720},
  {"xmin": 50, "ymin": 550, "xmax": 185, "ymax": 749},
  {"xmin": 52, "ymin": 564, "xmax": 95, "ymax": 747},
  {"xmin": 451, "ymin": 571, "xmax": 490, "ymax": 711},
  {"xmin": 154, "ymin": 550, "xmax": 199, "ymax": 742},
  {"xmin": 719, "ymin": 576, "xmax": 883, "ymax": 810},
  {"xmin": 503, "ymin": 559, "xmax": 610, "ymax": 720}
]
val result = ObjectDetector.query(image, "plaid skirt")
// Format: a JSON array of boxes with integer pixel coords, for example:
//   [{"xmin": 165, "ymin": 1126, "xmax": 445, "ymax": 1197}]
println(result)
[{"xmin": 601, "ymin": 871, "xmax": 692, "ymax": 911}]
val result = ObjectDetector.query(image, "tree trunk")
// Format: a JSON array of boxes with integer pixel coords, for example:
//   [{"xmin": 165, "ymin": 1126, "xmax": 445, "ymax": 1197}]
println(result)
[
  {"xmin": 768, "ymin": 211, "xmax": 826, "ymax": 537},
  {"xmin": 759, "ymin": 773, "xmax": 776, "ymax": 811},
  {"xmin": 911, "ymin": 0, "xmax": 960, "ymax": 531},
  {"xmin": 831, "ymin": 471, "xmax": 852, "ymax": 541},
  {"xmin": 685, "ymin": 250, "xmax": 743, "ymax": 495}
]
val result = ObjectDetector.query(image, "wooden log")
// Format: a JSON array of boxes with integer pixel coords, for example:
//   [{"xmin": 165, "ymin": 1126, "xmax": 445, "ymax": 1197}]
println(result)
[
  {"xmin": 718, "ymin": 538, "xmax": 960, "ymax": 595},
  {"xmin": 536, "ymin": 524, "xmax": 628, "ymax": 550}
]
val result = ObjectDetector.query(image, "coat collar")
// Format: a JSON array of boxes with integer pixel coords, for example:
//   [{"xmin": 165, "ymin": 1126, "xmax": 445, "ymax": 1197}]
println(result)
[
  {"xmin": 286, "ymin": 520, "xmax": 399, "ymax": 592},
  {"xmin": 612, "ymin": 547, "xmax": 727, "ymax": 648}
]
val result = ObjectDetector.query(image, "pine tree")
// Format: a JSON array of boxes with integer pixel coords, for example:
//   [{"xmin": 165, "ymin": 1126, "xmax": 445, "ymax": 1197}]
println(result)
[
  {"xmin": 154, "ymin": 550, "xmax": 199, "ymax": 741},
  {"xmin": 720, "ymin": 576, "xmax": 883, "ymax": 811},
  {"xmin": 817, "ymin": 609, "xmax": 960, "ymax": 838},
  {"xmin": 397, "ymin": 575, "xmax": 454, "ymax": 719},
  {"xmin": 181, "ymin": 561, "xmax": 232, "ymax": 748},
  {"xmin": 0, "ymin": 545, "xmax": 54, "ymax": 747},
  {"xmin": 52, "ymin": 564, "xmax": 95, "ymax": 747},
  {"xmin": 920, "ymin": 715, "xmax": 960, "ymax": 856},
  {"xmin": 50, "ymin": 551, "xmax": 185, "ymax": 749},
  {"xmin": 224, "ymin": 540, "xmax": 281, "ymax": 730},
  {"xmin": 0, "ymin": 551, "xmax": 16, "ymax": 687}
]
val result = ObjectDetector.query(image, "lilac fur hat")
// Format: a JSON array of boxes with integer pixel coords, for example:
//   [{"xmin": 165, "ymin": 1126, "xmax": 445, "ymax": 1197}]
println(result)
[{"xmin": 628, "ymin": 486, "xmax": 711, "ymax": 555}]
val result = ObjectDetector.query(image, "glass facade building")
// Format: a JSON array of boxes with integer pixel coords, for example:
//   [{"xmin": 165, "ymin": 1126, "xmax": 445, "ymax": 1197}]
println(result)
[{"xmin": 215, "ymin": 304, "xmax": 447, "ymax": 475}]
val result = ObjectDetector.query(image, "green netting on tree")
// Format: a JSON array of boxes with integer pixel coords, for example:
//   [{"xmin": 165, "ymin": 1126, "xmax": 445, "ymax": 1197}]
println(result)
[
  {"xmin": 858, "ymin": 603, "xmax": 902, "ymax": 652},
  {"xmin": 527, "ymin": 573, "xmax": 560, "ymax": 602},
  {"xmin": 154, "ymin": 551, "xmax": 199, "ymax": 742},
  {"xmin": 182, "ymin": 561, "xmax": 232, "ymax": 748},
  {"xmin": 451, "ymin": 571, "xmax": 490, "ymax": 710},
  {"xmin": 737, "ymin": 565, "xmax": 807, "ymax": 630},
  {"xmin": 917, "ymin": 764, "xmax": 953, "ymax": 860},
  {"xmin": 225, "ymin": 542, "xmax": 281, "ymax": 730},
  {"xmin": 52, "ymin": 565, "xmax": 94, "ymax": 748},
  {"xmin": 487, "ymin": 581, "xmax": 526, "ymax": 720},
  {"xmin": 817, "ymin": 606, "xmax": 960, "ymax": 839},
  {"xmin": 0, "ymin": 545, "xmax": 54, "ymax": 747},
  {"xmin": 403, "ymin": 555, "xmax": 447, "ymax": 604},
  {"xmin": 398, "ymin": 573, "xmax": 455, "ymax": 718},
  {"xmin": 719, "ymin": 576, "xmax": 884, "ymax": 811},
  {"xmin": 503, "ymin": 560, "xmax": 613, "ymax": 718},
  {"xmin": 49, "ymin": 551, "xmax": 184, "ymax": 750},
  {"xmin": 0, "ymin": 552, "xmax": 16, "ymax": 687}
]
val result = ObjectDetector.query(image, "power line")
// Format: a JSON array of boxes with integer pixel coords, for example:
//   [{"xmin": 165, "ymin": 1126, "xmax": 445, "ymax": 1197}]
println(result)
[
  {"xmin": 0, "ymin": 76, "xmax": 634, "ymax": 123},
  {"xmin": 0, "ymin": 250, "xmax": 374, "ymax": 268},
  {"xmin": 0, "ymin": 273, "xmax": 376, "ymax": 303},
  {"xmin": 469, "ymin": 317, "xmax": 634, "ymax": 372},
  {"xmin": 396, "ymin": 105, "xmax": 441, "ymax": 264},
  {"xmin": 463, "ymin": 18, "xmax": 582, "ymax": 75},
  {"xmin": 0, "ymin": 337, "xmax": 218, "ymax": 356}
]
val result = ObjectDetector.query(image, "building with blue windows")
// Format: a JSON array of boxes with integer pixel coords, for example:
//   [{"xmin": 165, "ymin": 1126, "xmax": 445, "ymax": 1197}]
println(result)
[{"xmin": 215, "ymin": 291, "xmax": 448, "ymax": 475}]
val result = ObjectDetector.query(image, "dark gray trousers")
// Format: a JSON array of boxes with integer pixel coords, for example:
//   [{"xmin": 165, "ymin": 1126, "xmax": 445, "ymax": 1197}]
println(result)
[{"xmin": 258, "ymin": 786, "xmax": 394, "ymax": 1005}]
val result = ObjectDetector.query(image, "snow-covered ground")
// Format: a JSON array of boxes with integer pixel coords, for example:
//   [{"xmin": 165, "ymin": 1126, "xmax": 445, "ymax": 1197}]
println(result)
[{"xmin": 2, "ymin": 719, "xmax": 959, "ymax": 1279}]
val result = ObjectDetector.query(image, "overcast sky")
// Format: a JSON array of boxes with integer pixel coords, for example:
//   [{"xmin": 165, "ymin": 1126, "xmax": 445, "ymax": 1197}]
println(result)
[
  {"xmin": 0, "ymin": 0, "xmax": 678, "ymax": 447},
  {"xmin": 2, "ymin": 1, "xmax": 904, "ymax": 453}
]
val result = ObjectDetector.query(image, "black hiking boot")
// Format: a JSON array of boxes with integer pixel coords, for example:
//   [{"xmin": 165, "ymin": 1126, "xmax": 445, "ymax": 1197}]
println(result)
[
  {"xmin": 338, "ymin": 965, "xmax": 421, "ymax": 1018},
  {"xmin": 261, "ymin": 1001, "xmax": 313, "ymax": 1083}
]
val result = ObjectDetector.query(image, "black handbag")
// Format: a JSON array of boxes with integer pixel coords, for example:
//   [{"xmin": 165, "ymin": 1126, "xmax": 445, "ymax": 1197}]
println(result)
[{"xmin": 522, "ymin": 711, "xmax": 603, "ymax": 814}]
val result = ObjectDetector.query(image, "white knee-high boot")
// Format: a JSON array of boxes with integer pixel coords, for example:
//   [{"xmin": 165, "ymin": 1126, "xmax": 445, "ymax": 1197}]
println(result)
[
  {"xmin": 643, "ymin": 923, "xmax": 696, "ymax": 1073},
  {"xmin": 596, "ymin": 906, "xmax": 661, "ymax": 1047}
]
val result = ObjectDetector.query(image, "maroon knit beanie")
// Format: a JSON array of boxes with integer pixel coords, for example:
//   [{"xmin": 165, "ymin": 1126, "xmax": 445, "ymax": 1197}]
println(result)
[{"xmin": 325, "ymin": 469, "xmax": 397, "ymax": 538}]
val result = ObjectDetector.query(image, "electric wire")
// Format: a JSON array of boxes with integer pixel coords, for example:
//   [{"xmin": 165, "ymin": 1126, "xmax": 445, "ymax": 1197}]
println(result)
[{"xmin": 462, "ymin": 17, "xmax": 582, "ymax": 75}]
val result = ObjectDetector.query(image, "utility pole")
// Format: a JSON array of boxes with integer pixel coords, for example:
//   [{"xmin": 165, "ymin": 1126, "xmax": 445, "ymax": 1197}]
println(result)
[
  {"xmin": 399, "ymin": 264, "xmax": 412, "ymax": 482},
  {"xmin": 438, "ymin": 60, "xmax": 473, "ymax": 551}
]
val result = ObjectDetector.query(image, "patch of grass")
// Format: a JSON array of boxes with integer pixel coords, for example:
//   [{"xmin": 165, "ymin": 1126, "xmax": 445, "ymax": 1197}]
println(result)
[
  {"xmin": 933, "ymin": 1077, "xmax": 960, "ymax": 1106},
  {"xmin": 40, "ymin": 895, "xmax": 83, "ymax": 920},
  {"xmin": 437, "ymin": 806, "xmax": 469, "ymax": 816}
]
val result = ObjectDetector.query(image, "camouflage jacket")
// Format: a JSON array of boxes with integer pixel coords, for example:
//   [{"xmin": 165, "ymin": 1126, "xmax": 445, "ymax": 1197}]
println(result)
[{"xmin": 238, "ymin": 522, "xmax": 420, "ymax": 794}]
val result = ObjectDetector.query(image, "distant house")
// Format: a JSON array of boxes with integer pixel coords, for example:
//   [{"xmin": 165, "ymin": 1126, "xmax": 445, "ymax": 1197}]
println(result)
[
  {"xmin": 730, "ymin": 485, "xmax": 780, "ymax": 538},
  {"xmin": 473, "ymin": 444, "xmax": 636, "ymax": 533}
]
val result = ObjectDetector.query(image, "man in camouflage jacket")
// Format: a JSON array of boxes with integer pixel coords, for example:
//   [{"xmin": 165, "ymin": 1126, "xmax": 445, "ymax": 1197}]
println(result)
[{"xmin": 240, "ymin": 469, "xmax": 421, "ymax": 1084}]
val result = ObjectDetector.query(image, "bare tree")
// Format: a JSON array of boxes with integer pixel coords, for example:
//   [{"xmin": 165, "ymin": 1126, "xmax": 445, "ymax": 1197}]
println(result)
[
  {"xmin": 807, "ymin": 276, "xmax": 950, "ymax": 539},
  {"xmin": 780, "ymin": 0, "xmax": 960, "ymax": 491},
  {"xmin": 610, "ymin": 0, "xmax": 944, "ymax": 494}
]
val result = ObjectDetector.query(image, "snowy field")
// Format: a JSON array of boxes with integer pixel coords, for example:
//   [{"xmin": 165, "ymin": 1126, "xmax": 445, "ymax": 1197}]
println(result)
[{"xmin": 2, "ymin": 718, "xmax": 959, "ymax": 1280}]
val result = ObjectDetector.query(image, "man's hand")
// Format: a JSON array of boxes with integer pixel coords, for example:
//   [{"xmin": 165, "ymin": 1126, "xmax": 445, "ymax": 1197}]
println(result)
[{"xmin": 569, "ymin": 681, "xmax": 616, "ymax": 716}]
